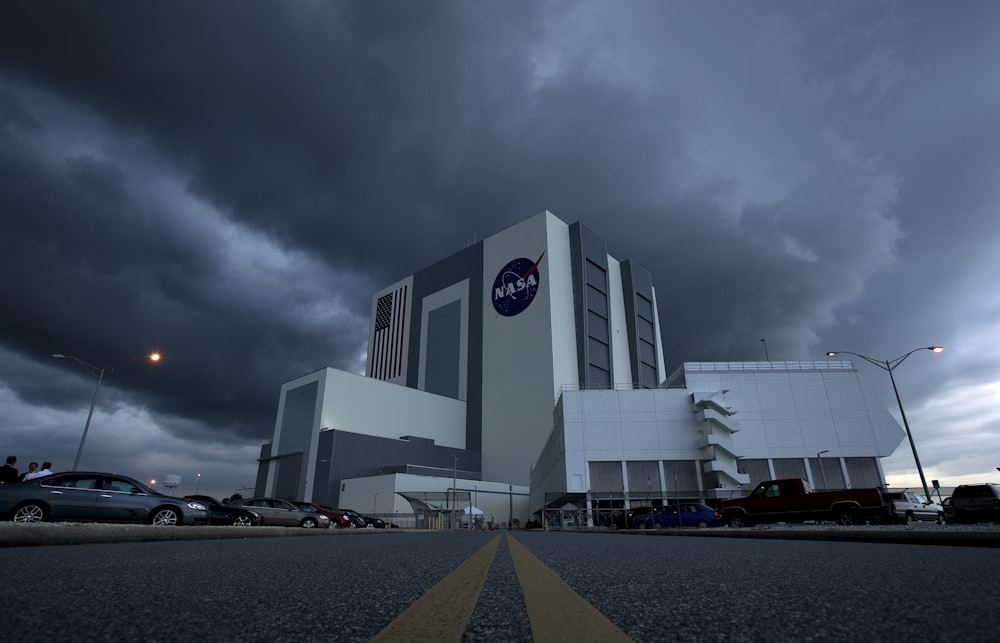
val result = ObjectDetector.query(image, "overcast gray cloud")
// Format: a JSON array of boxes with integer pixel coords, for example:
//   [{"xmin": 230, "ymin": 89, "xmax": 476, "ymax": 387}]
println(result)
[{"xmin": 1, "ymin": 1, "xmax": 998, "ymax": 500}]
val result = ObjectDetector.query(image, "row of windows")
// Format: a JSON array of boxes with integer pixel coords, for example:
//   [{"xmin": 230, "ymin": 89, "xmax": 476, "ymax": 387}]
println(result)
[
  {"xmin": 585, "ymin": 260, "xmax": 611, "ymax": 389},
  {"xmin": 636, "ymin": 293, "xmax": 656, "ymax": 388}
]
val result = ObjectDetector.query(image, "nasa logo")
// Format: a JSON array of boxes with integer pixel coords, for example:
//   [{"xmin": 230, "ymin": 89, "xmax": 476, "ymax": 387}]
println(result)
[{"xmin": 491, "ymin": 252, "xmax": 545, "ymax": 317}]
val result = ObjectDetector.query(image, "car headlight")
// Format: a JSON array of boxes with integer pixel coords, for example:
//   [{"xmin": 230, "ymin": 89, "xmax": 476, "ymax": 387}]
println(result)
[{"xmin": 187, "ymin": 502, "xmax": 207, "ymax": 511}]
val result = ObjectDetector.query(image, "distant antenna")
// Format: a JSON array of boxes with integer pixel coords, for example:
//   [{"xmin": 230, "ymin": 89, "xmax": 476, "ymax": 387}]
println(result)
[{"xmin": 760, "ymin": 339, "xmax": 770, "ymax": 361}]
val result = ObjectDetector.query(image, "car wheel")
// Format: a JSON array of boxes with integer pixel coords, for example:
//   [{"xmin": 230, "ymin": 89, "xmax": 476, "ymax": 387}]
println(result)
[
  {"xmin": 936, "ymin": 513, "xmax": 945, "ymax": 525},
  {"xmin": 232, "ymin": 514, "xmax": 254, "ymax": 527},
  {"xmin": 903, "ymin": 512, "xmax": 914, "ymax": 524},
  {"xmin": 13, "ymin": 502, "xmax": 46, "ymax": 523},
  {"xmin": 697, "ymin": 521, "xmax": 709, "ymax": 528},
  {"xmin": 726, "ymin": 513, "xmax": 749, "ymax": 528},
  {"xmin": 836, "ymin": 509, "xmax": 859, "ymax": 526},
  {"xmin": 301, "ymin": 517, "xmax": 318, "ymax": 528},
  {"xmin": 637, "ymin": 521, "xmax": 647, "ymax": 529},
  {"xmin": 151, "ymin": 507, "xmax": 181, "ymax": 526}
]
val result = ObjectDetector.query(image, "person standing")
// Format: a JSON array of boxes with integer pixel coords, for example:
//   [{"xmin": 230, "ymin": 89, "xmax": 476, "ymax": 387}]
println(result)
[
  {"xmin": 18, "ymin": 462, "xmax": 38, "ymax": 481},
  {"xmin": 24, "ymin": 461, "xmax": 52, "ymax": 481},
  {"xmin": 0, "ymin": 456, "xmax": 18, "ymax": 484}
]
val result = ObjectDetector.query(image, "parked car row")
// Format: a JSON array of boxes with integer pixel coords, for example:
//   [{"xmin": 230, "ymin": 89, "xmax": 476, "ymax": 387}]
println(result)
[
  {"xmin": 292, "ymin": 502, "xmax": 352, "ymax": 528},
  {"xmin": 185, "ymin": 494, "xmax": 262, "ymax": 526},
  {"xmin": 877, "ymin": 484, "xmax": 1000, "ymax": 526},
  {"xmin": 228, "ymin": 497, "xmax": 331, "ymax": 528},
  {"xmin": 0, "ymin": 471, "xmax": 387, "ymax": 529},
  {"xmin": 597, "ymin": 483, "xmax": 1000, "ymax": 530}
]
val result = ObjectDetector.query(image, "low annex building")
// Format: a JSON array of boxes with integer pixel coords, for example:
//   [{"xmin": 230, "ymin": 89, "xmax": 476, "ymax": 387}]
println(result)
[{"xmin": 254, "ymin": 211, "xmax": 904, "ymax": 525}]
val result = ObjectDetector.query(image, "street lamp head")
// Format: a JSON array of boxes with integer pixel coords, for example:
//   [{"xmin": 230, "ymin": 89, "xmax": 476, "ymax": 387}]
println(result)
[
  {"xmin": 825, "ymin": 351, "xmax": 837, "ymax": 357},
  {"xmin": 149, "ymin": 352, "xmax": 161, "ymax": 361},
  {"xmin": 52, "ymin": 353, "xmax": 66, "ymax": 359},
  {"xmin": 929, "ymin": 346, "xmax": 943, "ymax": 353}
]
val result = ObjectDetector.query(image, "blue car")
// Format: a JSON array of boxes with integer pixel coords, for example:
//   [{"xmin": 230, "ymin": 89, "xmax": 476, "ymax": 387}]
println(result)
[{"xmin": 633, "ymin": 502, "xmax": 720, "ymax": 529}]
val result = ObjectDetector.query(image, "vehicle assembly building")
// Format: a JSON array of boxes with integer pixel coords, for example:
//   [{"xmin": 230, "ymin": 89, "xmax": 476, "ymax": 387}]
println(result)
[{"xmin": 254, "ymin": 211, "xmax": 903, "ymax": 525}]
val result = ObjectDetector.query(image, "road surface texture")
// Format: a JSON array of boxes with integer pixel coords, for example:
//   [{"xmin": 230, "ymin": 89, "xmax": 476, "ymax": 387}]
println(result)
[{"xmin": 1, "ymin": 525, "xmax": 997, "ymax": 641}]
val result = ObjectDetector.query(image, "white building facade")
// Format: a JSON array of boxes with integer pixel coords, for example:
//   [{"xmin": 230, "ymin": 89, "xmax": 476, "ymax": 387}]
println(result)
[{"xmin": 530, "ymin": 361, "xmax": 904, "ymax": 516}]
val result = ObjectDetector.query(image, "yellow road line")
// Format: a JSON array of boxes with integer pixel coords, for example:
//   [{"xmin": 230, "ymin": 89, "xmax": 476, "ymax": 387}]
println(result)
[
  {"xmin": 370, "ymin": 533, "xmax": 502, "ymax": 643},
  {"xmin": 507, "ymin": 532, "xmax": 633, "ymax": 642}
]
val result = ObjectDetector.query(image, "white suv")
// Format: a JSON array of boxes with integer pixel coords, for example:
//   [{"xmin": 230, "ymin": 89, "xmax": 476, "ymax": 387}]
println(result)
[{"xmin": 882, "ymin": 490, "xmax": 945, "ymax": 524}]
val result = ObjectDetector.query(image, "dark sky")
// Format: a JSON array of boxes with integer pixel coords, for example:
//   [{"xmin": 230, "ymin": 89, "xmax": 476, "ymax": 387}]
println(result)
[{"xmin": 2, "ymin": 1, "xmax": 998, "ymax": 500}]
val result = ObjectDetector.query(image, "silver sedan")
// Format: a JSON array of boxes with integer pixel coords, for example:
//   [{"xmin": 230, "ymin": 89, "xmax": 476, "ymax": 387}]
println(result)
[{"xmin": 230, "ymin": 497, "xmax": 331, "ymax": 528}]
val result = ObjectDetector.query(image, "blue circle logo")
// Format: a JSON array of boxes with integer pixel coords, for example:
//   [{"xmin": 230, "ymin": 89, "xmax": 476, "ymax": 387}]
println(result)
[{"xmin": 491, "ymin": 252, "xmax": 544, "ymax": 317}]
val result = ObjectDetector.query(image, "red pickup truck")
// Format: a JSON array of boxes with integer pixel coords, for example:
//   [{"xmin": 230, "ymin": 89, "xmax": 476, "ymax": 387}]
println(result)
[{"xmin": 715, "ymin": 479, "xmax": 885, "ymax": 527}]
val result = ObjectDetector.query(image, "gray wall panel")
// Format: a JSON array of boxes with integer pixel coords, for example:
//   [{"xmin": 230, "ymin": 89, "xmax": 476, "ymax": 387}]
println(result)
[
  {"xmin": 408, "ymin": 243, "xmax": 484, "ymax": 458},
  {"xmin": 425, "ymin": 300, "xmax": 462, "ymax": 398},
  {"xmin": 313, "ymin": 430, "xmax": 481, "ymax": 509}
]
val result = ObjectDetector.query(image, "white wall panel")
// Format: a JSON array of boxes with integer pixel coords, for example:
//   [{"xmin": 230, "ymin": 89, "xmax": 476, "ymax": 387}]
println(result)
[
  {"xmin": 316, "ymin": 368, "xmax": 467, "ymax": 448},
  {"xmin": 480, "ymin": 211, "xmax": 561, "ymax": 485},
  {"xmin": 620, "ymin": 421, "xmax": 659, "ymax": 450}
]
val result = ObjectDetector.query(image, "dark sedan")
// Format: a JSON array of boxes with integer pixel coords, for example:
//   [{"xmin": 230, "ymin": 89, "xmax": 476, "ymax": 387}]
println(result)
[
  {"xmin": 185, "ymin": 495, "xmax": 261, "ymax": 526},
  {"xmin": 0, "ymin": 472, "xmax": 209, "ymax": 525}
]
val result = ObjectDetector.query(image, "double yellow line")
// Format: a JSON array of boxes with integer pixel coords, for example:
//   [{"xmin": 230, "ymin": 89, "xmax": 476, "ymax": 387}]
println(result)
[{"xmin": 371, "ymin": 532, "xmax": 632, "ymax": 642}]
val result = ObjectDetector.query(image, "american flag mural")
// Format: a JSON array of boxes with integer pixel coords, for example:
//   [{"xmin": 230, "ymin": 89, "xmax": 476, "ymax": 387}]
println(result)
[{"xmin": 369, "ymin": 285, "xmax": 408, "ymax": 380}]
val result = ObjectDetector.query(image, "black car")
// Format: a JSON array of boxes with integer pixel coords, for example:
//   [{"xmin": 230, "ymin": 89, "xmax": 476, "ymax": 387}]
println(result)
[
  {"xmin": 185, "ymin": 495, "xmax": 261, "ymax": 526},
  {"xmin": 339, "ymin": 508, "xmax": 386, "ymax": 528}
]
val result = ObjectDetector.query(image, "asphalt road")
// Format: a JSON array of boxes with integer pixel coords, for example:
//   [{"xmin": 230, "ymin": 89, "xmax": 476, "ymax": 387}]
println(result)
[{"xmin": 1, "ymin": 528, "xmax": 997, "ymax": 642}]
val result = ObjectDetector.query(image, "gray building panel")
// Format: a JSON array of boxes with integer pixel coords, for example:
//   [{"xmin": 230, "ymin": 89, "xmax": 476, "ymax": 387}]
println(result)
[
  {"xmin": 408, "ymin": 242, "xmax": 484, "ymax": 458},
  {"xmin": 278, "ymin": 380, "xmax": 319, "ymax": 496},
  {"xmin": 274, "ymin": 452, "xmax": 303, "ymax": 500},
  {"xmin": 313, "ymin": 430, "xmax": 481, "ymax": 509},
  {"xmin": 569, "ymin": 222, "xmax": 612, "ymax": 388},
  {"xmin": 621, "ymin": 260, "xmax": 658, "ymax": 388},
  {"xmin": 254, "ymin": 442, "xmax": 272, "ymax": 497},
  {"xmin": 425, "ymin": 300, "xmax": 462, "ymax": 398}
]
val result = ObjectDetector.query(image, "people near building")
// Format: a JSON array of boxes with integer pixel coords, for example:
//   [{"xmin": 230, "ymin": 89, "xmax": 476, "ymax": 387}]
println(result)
[
  {"xmin": 18, "ymin": 462, "xmax": 38, "ymax": 481},
  {"xmin": 24, "ymin": 461, "xmax": 52, "ymax": 481},
  {"xmin": 0, "ymin": 456, "xmax": 17, "ymax": 484}
]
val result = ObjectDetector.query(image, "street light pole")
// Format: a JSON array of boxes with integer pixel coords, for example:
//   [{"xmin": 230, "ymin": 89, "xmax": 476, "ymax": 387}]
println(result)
[
  {"xmin": 816, "ymin": 450, "xmax": 829, "ymax": 490},
  {"xmin": 826, "ymin": 346, "xmax": 942, "ymax": 499},
  {"xmin": 52, "ymin": 352, "xmax": 161, "ymax": 471},
  {"xmin": 451, "ymin": 455, "xmax": 458, "ymax": 530}
]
